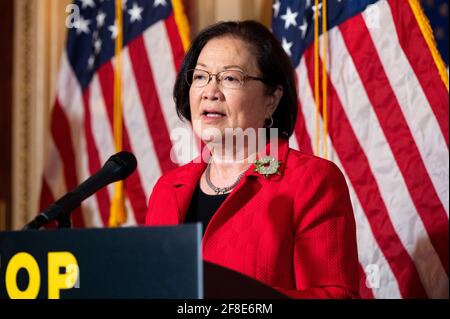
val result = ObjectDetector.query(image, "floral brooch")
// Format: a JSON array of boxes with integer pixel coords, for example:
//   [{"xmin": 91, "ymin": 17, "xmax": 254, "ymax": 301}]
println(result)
[{"xmin": 254, "ymin": 156, "xmax": 281, "ymax": 178}]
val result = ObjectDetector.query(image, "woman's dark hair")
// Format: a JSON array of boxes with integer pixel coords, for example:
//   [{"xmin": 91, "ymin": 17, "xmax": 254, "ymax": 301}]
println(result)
[{"xmin": 174, "ymin": 20, "xmax": 298, "ymax": 138}]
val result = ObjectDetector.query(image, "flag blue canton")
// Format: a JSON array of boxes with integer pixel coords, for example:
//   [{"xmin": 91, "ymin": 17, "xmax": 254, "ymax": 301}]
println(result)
[
  {"xmin": 421, "ymin": 0, "xmax": 449, "ymax": 65},
  {"xmin": 271, "ymin": 0, "xmax": 377, "ymax": 68},
  {"xmin": 66, "ymin": 0, "xmax": 172, "ymax": 89}
]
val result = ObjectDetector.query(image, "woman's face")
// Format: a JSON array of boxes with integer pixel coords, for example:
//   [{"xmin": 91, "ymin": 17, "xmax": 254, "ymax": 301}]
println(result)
[{"xmin": 189, "ymin": 36, "xmax": 278, "ymax": 143}]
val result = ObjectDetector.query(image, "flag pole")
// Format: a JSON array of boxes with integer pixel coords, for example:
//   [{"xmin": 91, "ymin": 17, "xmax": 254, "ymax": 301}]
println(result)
[
  {"xmin": 408, "ymin": 0, "xmax": 449, "ymax": 91},
  {"xmin": 172, "ymin": 0, "xmax": 191, "ymax": 52},
  {"xmin": 322, "ymin": 0, "xmax": 328, "ymax": 159},
  {"xmin": 314, "ymin": 0, "xmax": 320, "ymax": 157},
  {"xmin": 109, "ymin": 0, "xmax": 127, "ymax": 227}
]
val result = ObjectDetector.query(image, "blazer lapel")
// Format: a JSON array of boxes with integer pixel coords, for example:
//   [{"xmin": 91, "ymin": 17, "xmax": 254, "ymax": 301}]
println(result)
[
  {"xmin": 163, "ymin": 160, "xmax": 207, "ymax": 223},
  {"xmin": 162, "ymin": 137, "xmax": 290, "ymax": 232},
  {"xmin": 203, "ymin": 137, "xmax": 290, "ymax": 243}
]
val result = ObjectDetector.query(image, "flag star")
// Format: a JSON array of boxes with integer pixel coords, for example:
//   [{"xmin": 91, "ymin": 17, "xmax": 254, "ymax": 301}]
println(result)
[
  {"xmin": 87, "ymin": 55, "xmax": 95, "ymax": 69},
  {"xmin": 153, "ymin": 0, "xmax": 167, "ymax": 7},
  {"xmin": 76, "ymin": 16, "xmax": 91, "ymax": 35},
  {"xmin": 80, "ymin": 0, "xmax": 95, "ymax": 9},
  {"xmin": 96, "ymin": 11, "xmax": 106, "ymax": 28},
  {"xmin": 108, "ymin": 22, "xmax": 118, "ymax": 39},
  {"xmin": 299, "ymin": 19, "xmax": 308, "ymax": 38},
  {"xmin": 281, "ymin": 37, "xmax": 293, "ymax": 56},
  {"xmin": 312, "ymin": 2, "xmax": 323, "ymax": 15},
  {"xmin": 280, "ymin": 7, "xmax": 298, "ymax": 29},
  {"xmin": 306, "ymin": 0, "xmax": 311, "ymax": 7},
  {"xmin": 128, "ymin": 3, "xmax": 144, "ymax": 23},
  {"xmin": 273, "ymin": 0, "xmax": 281, "ymax": 18},
  {"xmin": 122, "ymin": 0, "xmax": 128, "ymax": 9},
  {"xmin": 94, "ymin": 38, "xmax": 102, "ymax": 54}
]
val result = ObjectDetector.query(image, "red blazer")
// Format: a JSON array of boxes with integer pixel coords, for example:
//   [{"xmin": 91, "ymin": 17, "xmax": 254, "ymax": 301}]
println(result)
[{"xmin": 146, "ymin": 138, "xmax": 360, "ymax": 298}]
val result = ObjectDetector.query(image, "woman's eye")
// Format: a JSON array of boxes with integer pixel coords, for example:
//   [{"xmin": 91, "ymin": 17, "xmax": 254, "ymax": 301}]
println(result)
[
  {"xmin": 223, "ymin": 75, "xmax": 239, "ymax": 83},
  {"xmin": 193, "ymin": 74, "xmax": 206, "ymax": 81}
]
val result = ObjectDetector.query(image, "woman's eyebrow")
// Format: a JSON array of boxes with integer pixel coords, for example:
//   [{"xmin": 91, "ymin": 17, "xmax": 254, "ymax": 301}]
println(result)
[
  {"xmin": 223, "ymin": 65, "xmax": 245, "ymax": 70},
  {"xmin": 195, "ymin": 63, "xmax": 246, "ymax": 71}
]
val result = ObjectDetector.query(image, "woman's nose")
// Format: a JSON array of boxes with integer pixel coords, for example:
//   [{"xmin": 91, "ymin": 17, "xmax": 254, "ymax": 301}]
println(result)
[{"xmin": 202, "ymin": 78, "xmax": 222, "ymax": 100}]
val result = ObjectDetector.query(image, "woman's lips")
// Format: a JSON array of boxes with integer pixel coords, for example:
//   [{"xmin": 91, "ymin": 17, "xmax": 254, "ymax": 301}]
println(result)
[{"xmin": 200, "ymin": 111, "xmax": 226, "ymax": 122}]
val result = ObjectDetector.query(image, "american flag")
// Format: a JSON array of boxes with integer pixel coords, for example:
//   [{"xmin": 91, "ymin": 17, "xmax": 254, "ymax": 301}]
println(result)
[
  {"xmin": 272, "ymin": 0, "xmax": 449, "ymax": 298},
  {"xmin": 40, "ymin": 0, "xmax": 197, "ymax": 228}
]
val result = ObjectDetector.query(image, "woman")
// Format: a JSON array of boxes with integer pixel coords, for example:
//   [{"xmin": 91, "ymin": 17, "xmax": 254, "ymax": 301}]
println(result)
[{"xmin": 146, "ymin": 21, "xmax": 360, "ymax": 298}]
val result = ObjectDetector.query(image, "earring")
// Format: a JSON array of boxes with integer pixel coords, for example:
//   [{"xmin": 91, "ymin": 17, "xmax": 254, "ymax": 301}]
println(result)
[{"xmin": 265, "ymin": 117, "xmax": 274, "ymax": 128}]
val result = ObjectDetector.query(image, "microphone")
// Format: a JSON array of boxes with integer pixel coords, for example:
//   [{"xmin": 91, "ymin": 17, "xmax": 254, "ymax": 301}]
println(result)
[{"xmin": 23, "ymin": 151, "xmax": 137, "ymax": 230}]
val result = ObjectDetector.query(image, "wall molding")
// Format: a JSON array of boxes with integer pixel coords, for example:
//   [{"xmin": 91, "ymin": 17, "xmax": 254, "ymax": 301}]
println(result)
[{"xmin": 12, "ymin": 0, "xmax": 70, "ymax": 230}]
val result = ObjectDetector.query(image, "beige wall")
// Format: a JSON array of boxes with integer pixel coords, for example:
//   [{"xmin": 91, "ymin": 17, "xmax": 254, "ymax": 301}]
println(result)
[
  {"xmin": 12, "ymin": 0, "xmax": 71, "ymax": 230},
  {"xmin": 192, "ymin": 0, "xmax": 272, "ymax": 34},
  {"xmin": 10, "ymin": 0, "xmax": 273, "ymax": 230}
]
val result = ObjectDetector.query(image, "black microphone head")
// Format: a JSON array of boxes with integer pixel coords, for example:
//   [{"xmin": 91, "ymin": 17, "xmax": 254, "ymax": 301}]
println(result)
[{"xmin": 106, "ymin": 151, "xmax": 137, "ymax": 180}]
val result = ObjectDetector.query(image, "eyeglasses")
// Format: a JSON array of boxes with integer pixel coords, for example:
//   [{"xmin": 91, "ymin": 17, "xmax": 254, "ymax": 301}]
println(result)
[{"xmin": 185, "ymin": 69, "xmax": 265, "ymax": 89}]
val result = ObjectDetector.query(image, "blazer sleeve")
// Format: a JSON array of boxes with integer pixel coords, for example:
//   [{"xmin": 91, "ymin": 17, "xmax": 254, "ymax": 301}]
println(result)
[
  {"xmin": 145, "ymin": 181, "xmax": 158, "ymax": 225},
  {"xmin": 276, "ymin": 160, "xmax": 360, "ymax": 298}
]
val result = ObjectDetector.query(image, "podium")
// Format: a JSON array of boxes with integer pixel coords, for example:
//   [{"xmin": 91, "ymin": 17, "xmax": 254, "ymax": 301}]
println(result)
[{"xmin": 0, "ymin": 225, "xmax": 286, "ymax": 299}]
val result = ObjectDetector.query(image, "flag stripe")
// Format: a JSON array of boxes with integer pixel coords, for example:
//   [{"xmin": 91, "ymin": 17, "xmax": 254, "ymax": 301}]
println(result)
[
  {"xmin": 288, "ymin": 134, "xmax": 300, "ymax": 151},
  {"xmin": 364, "ymin": 0, "xmax": 449, "ymax": 216},
  {"xmin": 39, "ymin": 179, "xmax": 55, "ymax": 212},
  {"xmin": 88, "ymin": 74, "xmax": 116, "ymax": 205},
  {"xmin": 51, "ymin": 104, "xmax": 79, "ymax": 193},
  {"xmin": 387, "ymin": 0, "xmax": 449, "ymax": 146},
  {"xmin": 294, "ymin": 98, "xmax": 314, "ymax": 155},
  {"xmin": 97, "ymin": 61, "xmax": 150, "ymax": 224},
  {"xmin": 81, "ymin": 89, "xmax": 110, "ymax": 226},
  {"xmin": 127, "ymin": 35, "xmax": 178, "ymax": 173},
  {"xmin": 123, "ymin": 198, "xmax": 138, "ymax": 226},
  {"xmin": 297, "ymin": 57, "xmax": 403, "ymax": 299},
  {"xmin": 57, "ymin": 53, "xmax": 97, "ymax": 228},
  {"xmin": 304, "ymin": 47, "xmax": 427, "ymax": 298},
  {"xmin": 143, "ymin": 21, "xmax": 199, "ymax": 165},
  {"xmin": 121, "ymin": 50, "xmax": 164, "ymax": 195},
  {"xmin": 43, "ymin": 137, "xmax": 68, "ymax": 201},
  {"xmin": 50, "ymin": 101, "xmax": 85, "ymax": 228},
  {"xmin": 165, "ymin": 13, "xmax": 185, "ymax": 70},
  {"xmin": 56, "ymin": 52, "xmax": 93, "ymax": 228},
  {"xmin": 358, "ymin": 264, "xmax": 375, "ymax": 299},
  {"xmin": 339, "ymin": 15, "xmax": 449, "ymax": 277},
  {"xmin": 165, "ymin": 14, "xmax": 202, "ymax": 160}
]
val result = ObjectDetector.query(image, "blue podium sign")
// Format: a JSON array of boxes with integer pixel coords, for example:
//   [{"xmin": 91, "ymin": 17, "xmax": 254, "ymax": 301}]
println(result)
[{"xmin": 0, "ymin": 224, "xmax": 202, "ymax": 299}]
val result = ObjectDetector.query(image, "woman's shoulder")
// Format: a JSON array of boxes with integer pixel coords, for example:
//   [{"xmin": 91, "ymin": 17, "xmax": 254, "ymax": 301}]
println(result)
[
  {"xmin": 153, "ymin": 160, "xmax": 205, "ymax": 187},
  {"xmin": 285, "ymin": 147, "xmax": 345, "ymax": 183}
]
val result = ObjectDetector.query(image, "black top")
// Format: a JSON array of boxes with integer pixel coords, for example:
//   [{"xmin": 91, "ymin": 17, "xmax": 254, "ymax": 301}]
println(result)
[{"xmin": 184, "ymin": 185, "xmax": 229, "ymax": 236}]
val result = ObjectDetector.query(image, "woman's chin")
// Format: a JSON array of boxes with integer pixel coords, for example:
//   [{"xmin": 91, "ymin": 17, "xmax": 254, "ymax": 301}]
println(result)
[
  {"xmin": 192, "ymin": 120, "xmax": 225, "ymax": 143},
  {"xmin": 199, "ymin": 128, "xmax": 224, "ymax": 145}
]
